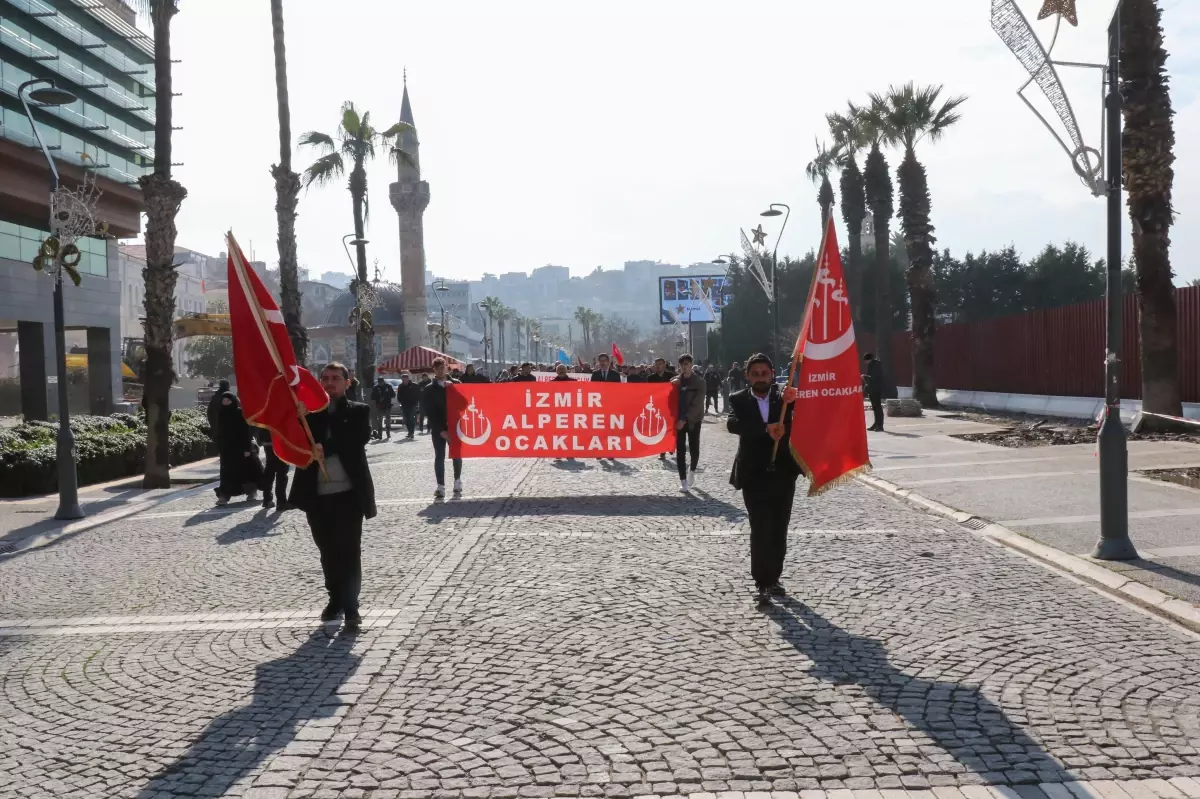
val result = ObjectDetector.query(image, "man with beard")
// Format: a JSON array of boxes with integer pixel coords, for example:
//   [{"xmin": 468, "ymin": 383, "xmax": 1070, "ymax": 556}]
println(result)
[
  {"xmin": 289, "ymin": 362, "xmax": 376, "ymax": 632},
  {"xmin": 726, "ymin": 353, "xmax": 799, "ymax": 607}
]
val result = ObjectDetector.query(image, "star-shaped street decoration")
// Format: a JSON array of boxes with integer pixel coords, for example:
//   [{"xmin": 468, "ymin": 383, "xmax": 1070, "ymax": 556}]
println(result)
[
  {"xmin": 751, "ymin": 224, "xmax": 768, "ymax": 246},
  {"xmin": 1037, "ymin": 0, "xmax": 1078, "ymax": 27}
]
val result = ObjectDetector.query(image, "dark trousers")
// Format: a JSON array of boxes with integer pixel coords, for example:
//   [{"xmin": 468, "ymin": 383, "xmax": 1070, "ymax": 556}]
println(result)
[
  {"xmin": 305, "ymin": 491, "xmax": 364, "ymax": 613},
  {"xmin": 869, "ymin": 392, "xmax": 884, "ymax": 430},
  {"xmin": 432, "ymin": 433, "xmax": 462, "ymax": 485},
  {"xmin": 262, "ymin": 446, "xmax": 289, "ymax": 502},
  {"xmin": 705, "ymin": 391, "xmax": 720, "ymax": 413},
  {"xmin": 373, "ymin": 406, "xmax": 392, "ymax": 437},
  {"xmin": 743, "ymin": 476, "xmax": 797, "ymax": 588},
  {"xmin": 400, "ymin": 404, "xmax": 416, "ymax": 436},
  {"xmin": 676, "ymin": 421, "xmax": 701, "ymax": 480}
]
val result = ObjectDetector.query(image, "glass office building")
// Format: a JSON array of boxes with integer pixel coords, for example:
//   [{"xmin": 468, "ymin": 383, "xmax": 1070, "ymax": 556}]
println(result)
[{"xmin": 0, "ymin": 0, "xmax": 154, "ymax": 419}]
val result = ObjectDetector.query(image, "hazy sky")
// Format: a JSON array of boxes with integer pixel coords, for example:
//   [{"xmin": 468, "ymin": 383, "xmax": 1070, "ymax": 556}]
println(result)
[{"xmin": 168, "ymin": 0, "xmax": 1200, "ymax": 285}]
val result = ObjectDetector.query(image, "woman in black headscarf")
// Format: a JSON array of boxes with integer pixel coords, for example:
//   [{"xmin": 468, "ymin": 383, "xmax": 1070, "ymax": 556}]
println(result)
[{"xmin": 214, "ymin": 391, "xmax": 264, "ymax": 506}]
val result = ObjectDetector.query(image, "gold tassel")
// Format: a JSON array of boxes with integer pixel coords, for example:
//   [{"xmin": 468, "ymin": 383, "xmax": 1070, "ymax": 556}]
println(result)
[{"xmin": 807, "ymin": 462, "xmax": 873, "ymax": 496}]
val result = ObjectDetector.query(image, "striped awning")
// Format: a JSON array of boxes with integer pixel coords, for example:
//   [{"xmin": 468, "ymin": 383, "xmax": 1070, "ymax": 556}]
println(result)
[{"xmin": 377, "ymin": 346, "xmax": 463, "ymax": 373}]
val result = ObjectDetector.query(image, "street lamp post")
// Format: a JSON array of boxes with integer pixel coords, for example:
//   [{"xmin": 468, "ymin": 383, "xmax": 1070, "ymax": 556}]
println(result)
[
  {"xmin": 340, "ymin": 234, "xmax": 371, "ymax": 380},
  {"xmin": 760, "ymin": 203, "xmax": 791, "ymax": 372},
  {"xmin": 477, "ymin": 302, "xmax": 492, "ymax": 375},
  {"xmin": 432, "ymin": 280, "xmax": 450, "ymax": 354},
  {"xmin": 20, "ymin": 78, "xmax": 83, "ymax": 520},
  {"xmin": 990, "ymin": 0, "xmax": 1133, "ymax": 560}
]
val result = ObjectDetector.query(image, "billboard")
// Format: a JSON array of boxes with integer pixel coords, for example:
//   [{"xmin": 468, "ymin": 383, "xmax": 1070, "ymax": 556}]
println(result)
[{"xmin": 658, "ymin": 275, "xmax": 732, "ymax": 325}]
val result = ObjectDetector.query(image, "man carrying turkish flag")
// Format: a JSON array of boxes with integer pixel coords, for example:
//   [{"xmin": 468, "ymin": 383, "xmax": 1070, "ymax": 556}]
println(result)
[
  {"xmin": 786, "ymin": 216, "xmax": 872, "ymax": 494},
  {"xmin": 226, "ymin": 232, "xmax": 327, "ymax": 467}
]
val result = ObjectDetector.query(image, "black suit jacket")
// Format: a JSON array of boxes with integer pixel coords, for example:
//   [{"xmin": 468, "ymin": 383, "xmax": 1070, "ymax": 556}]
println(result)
[
  {"xmin": 289, "ymin": 398, "xmax": 377, "ymax": 519},
  {"xmin": 726, "ymin": 386, "xmax": 801, "ymax": 489},
  {"xmin": 420, "ymin": 377, "xmax": 460, "ymax": 434},
  {"xmin": 591, "ymin": 368, "xmax": 623, "ymax": 383}
]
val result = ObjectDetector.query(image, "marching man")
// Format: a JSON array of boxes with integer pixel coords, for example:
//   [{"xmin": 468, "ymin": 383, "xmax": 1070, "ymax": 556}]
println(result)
[{"xmin": 726, "ymin": 353, "xmax": 800, "ymax": 607}]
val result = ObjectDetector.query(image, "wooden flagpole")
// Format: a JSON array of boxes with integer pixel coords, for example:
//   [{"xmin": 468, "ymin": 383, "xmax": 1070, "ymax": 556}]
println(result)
[{"xmin": 769, "ymin": 216, "xmax": 834, "ymax": 465}]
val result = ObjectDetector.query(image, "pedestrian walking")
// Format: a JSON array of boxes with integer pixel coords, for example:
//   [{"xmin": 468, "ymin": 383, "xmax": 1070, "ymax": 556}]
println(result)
[
  {"xmin": 347, "ymin": 375, "xmax": 361, "ymax": 401},
  {"xmin": 863, "ymin": 352, "xmax": 884, "ymax": 432},
  {"xmin": 213, "ymin": 389, "xmax": 263, "ymax": 506},
  {"xmin": 422, "ymin": 358, "xmax": 463, "ymax": 498},
  {"xmin": 511, "ymin": 362, "xmax": 537, "ymax": 382},
  {"xmin": 395, "ymin": 371, "xmax": 420, "ymax": 439},
  {"xmin": 720, "ymin": 371, "xmax": 731, "ymax": 414},
  {"xmin": 726, "ymin": 362, "xmax": 746, "ymax": 412},
  {"xmin": 591, "ymin": 353, "xmax": 623, "ymax": 383},
  {"xmin": 288, "ymin": 362, "xmax": 376, "ymax": 632},
  {"xmin": 370, "ymin": 375, "xmax": 396, "ymax": 440},
  {"xmin": 206, "ymin": 378, "xmax": 229, "ymax": 439},
  {"xmin": 726, "ymin": 353, "xmax": 800, "ymax": 607},
  {"xmin": 672, "ymin": 354, "xmax": 706, "ymax": 492},
  {"xmin": 416, "ymin": 373, "xmax": 431, "ymax": 433},
  {"xmin": 256, "ymin": 426, "xmax": 290, "ymax": 510},
  {"xmin": 704, "ymin": 364, "xmax": 722, "ymax": 415}
]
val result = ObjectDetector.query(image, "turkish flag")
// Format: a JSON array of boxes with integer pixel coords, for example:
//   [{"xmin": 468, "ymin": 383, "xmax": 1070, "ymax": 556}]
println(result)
[
  {"xmin": 611, "ymin": 343, "xmax": 625, "ymax": 366},
  {"xmin": 787, "ymin": 217, "xmax": 871, "ymax": 495},
  {"xmin": 227, "ymin": 233, "xmax": 328, "ymax": 468}
]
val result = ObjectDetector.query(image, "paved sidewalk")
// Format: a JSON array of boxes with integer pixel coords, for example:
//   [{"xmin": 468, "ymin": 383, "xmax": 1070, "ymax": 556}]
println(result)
[
  {"xmin": 863, "ymin": 410, "xmax": 1200, "ymax": 608},
  {"xmin": 2, "ymin": 423, "xmax": 1200, "ymax": 798}
]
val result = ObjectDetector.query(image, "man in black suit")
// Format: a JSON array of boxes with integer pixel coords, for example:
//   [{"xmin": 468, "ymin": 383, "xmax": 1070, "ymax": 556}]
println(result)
[
  {"xmin": 726, "ymin": 353, "xmax": 800, "ymax": 607},
  {"xmin": 591, "ymin": 353, "xmax": 623, "ymax": 383},
  {"xmin": 421, "ymin": 357, "xmax": 463, "ymax": 498},
  {"xmin": 863, "ymin": 352, "xmax": 884, "ymax": 432},
  {"xmin": 289, "ymin": 362, "xmax": 376, "ymax": 632}
]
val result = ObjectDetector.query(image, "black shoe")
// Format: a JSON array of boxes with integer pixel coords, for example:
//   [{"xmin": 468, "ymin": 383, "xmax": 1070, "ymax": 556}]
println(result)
[
  {"xmin": 320, "ymin": 602, "xmax": 342, "ymax": 622},
  {"xmin": 343, "ymin": 610, "xmax": 362, "ymax": 632},
  {"xmin": 770, "ymin": 582, "xmax": 786, "ymax": 597},
  {"xmin": 756, "ymin": 586, "xmax": 772, "ymax": 606},
  {"xmin": 262, "ymin": 497, "xmax": 275, "ymax": 509}
]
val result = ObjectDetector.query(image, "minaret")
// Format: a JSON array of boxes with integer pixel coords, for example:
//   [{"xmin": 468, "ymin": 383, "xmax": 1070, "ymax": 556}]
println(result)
[{"xmin": 389, "ymin": 71, "xmax": 431, "ymax": 349}]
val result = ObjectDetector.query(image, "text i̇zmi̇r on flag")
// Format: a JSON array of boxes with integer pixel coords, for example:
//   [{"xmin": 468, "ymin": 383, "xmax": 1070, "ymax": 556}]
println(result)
[
  {"xmin": 787, "ymin": 217, "xmax": 871, "ymax": 494},
  {"xmin": 226, "ymin": 232, "xmax": 328, "ymax": 468}
]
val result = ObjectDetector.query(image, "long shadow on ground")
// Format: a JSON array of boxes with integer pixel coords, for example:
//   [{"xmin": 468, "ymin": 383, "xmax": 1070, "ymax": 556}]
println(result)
[
  {"xmin": 765, "ymin": 597, "xmax": 1074, "ymax": 786},
  {"xmin": 133, "ymin": 629, "xmax": 359, "ymax": 798},
  {"xmin": 417, "ymin": 493, "xmax": 743, "ymax": 524}
]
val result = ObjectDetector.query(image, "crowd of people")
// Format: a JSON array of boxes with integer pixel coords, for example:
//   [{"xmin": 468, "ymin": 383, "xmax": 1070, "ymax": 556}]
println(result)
[{"xmin": 204, "ymin": 347, "xmax": 889, "ymax": 629}]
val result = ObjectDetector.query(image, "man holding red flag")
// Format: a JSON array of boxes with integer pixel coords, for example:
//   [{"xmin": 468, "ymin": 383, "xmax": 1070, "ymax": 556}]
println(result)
[{"xmin": 226, "ymin": 233, "xmax": 375, "ymax": 631}]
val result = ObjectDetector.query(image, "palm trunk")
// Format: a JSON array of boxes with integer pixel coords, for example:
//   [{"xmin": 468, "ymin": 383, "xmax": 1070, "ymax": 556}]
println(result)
[
  {"xmin": 839, "ymin": 157, "xmax": 866, "ymax": 328},
  {"xmin": 818, "ymin": 175, "xmax": 835, "ymax": 229},
  {"xmin": 1122, "ymin": 0, "xmax": 1181, "ymax": 420},
  {"xmin": 270, "ymin": 0, "xmax": 306, "ymax": 365},
  {"xmin": 350, "ymin": 169, "xmax": 373, "ymax": 387},
  {"xmin": 897, "ymin": 148, "xmax": 939, "ymax": 408},
  {"xmin": 140, "ymin": 0, "xmax": 187, "ymax": 489},
  {"xmin": 865, "ymin": 142, "xmax": 896, "ymax": 399}
]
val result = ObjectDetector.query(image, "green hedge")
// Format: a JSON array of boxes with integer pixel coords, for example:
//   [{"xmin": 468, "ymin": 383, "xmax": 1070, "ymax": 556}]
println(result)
[{"xmin": 0, "ymin": 408, "xmax": 217, "ymax": 497}]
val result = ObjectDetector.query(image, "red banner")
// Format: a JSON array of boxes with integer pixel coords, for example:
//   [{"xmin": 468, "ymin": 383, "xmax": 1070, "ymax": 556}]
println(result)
[
  {"xmin": 448, "ymin": 383, "xmax": 677, "ymax": 458},
  {"xmin": 787, "ymin": 217, "xmax": 871, "ymax": 494}
]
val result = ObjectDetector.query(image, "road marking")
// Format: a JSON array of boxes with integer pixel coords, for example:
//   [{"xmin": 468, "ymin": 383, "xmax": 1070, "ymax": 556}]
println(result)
[
  {"xmin": 0, "ymin": 608, "xmax": 406, "ymax": 637},
  {"xmin": 904, "ymin": 469, "xmax": 1095, "ymax": 486},
  {"xmin": 1001, "ymin": 508, "xmax": 1200, "ymax": 527}
]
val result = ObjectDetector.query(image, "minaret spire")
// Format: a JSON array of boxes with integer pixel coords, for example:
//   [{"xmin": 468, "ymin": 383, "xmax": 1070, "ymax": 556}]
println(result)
[{"xmin": 390, "ymin": 74, "xmax": 431, "ymax": 349}]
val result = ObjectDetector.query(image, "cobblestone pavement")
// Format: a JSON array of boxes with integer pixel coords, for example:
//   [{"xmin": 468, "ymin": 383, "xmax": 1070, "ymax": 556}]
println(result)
[{"xmin": 2, "ymin": 422, "xmax": 1200, "ymax": 799}]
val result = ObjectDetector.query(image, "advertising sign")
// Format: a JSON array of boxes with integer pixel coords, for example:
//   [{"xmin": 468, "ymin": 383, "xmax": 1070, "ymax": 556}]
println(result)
[{"xmin": 658, "ymin": 275, "xmax": 732, "ymax": 325}]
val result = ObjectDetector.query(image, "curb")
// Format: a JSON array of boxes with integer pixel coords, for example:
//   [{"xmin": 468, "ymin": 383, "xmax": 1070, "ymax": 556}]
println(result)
[{"xmin": 857, "ymin": 473, "xmax": 1200, "ymax": 634}]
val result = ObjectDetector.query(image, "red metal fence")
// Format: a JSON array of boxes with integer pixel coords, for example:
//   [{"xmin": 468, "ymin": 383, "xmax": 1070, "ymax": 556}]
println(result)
[{"xmin": 866, "ymin": 285, "xmax": 1200, "ymax": 403}]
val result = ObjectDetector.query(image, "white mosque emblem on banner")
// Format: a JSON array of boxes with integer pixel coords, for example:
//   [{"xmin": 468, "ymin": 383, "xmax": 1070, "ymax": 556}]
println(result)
[
  {"xmin": 632, "ymin": 396, "xmax": 668, "ymax": 446},
  {"xmin": 805, "ymin": 259, "xmax": 855, "ymax": 361},
  {"xmin": 456, "ymin": 397, "xmax": 492, "ymax": 446}
]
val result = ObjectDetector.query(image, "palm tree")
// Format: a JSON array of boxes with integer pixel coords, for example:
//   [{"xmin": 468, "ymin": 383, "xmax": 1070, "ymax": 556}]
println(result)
[
  {"xmin": 828, "ymin": 107, "xmax": 868, "ymax": 327},
  {"xmin": 870, "ymin": 82, "xmax": 966, "ymax": 408},
  {"xmin": 495, "ymin": 305, "xmax": 513, "ymax": 364},
  {"xmin": 480, "ymin": 296, "xmax": 502, "ymax": 369},
  {"xmin": 1122, "ymin": 0, "xmax": 1182, "ymax": 420},
  {"xmin": 141, "ymin": 0, "xmax": 188, "ymax": 489},
  {"xmin": 300, "ymin": 103, "xmax": 412, "ymax": 387},
  {"xmin": 805, "ymin": 139, "xmax": 838, "ymax": 227},
  {"xmin": 574, "ymin": 306, "xmax": 596, "ymax": 354},
  {"xmin": 858, "ymin": 100, "xmax": 897, "ymax": 399},
  {"xmin": 270, "ymin": 0, "xmax": 305, "ymax": 364}
]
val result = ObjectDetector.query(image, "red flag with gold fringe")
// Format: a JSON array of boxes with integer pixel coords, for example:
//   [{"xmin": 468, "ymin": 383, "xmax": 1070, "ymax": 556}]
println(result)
[
  {"xmin": 786, "ymin": 217, "xmax": 871, "ymax": 495},
  {"xmin": 226, "ymin": 232, "xmax": 328, "ymax": 468}
]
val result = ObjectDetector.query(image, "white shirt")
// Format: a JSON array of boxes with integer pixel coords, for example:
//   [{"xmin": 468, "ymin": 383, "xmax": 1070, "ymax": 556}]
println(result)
[{"xmin": 755, "ymin": 392, "xmax": 771, "ymax": 423}]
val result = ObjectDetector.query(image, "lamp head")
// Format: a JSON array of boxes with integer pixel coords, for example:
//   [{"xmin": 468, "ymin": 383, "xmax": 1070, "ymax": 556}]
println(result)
[
  {"xmin": 760, "ymin": 208, "xmax": 783, "ymax": 217},
  {"xmin": 28, "ymin": 85, "xmax": 77, "ymax": 106}
]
